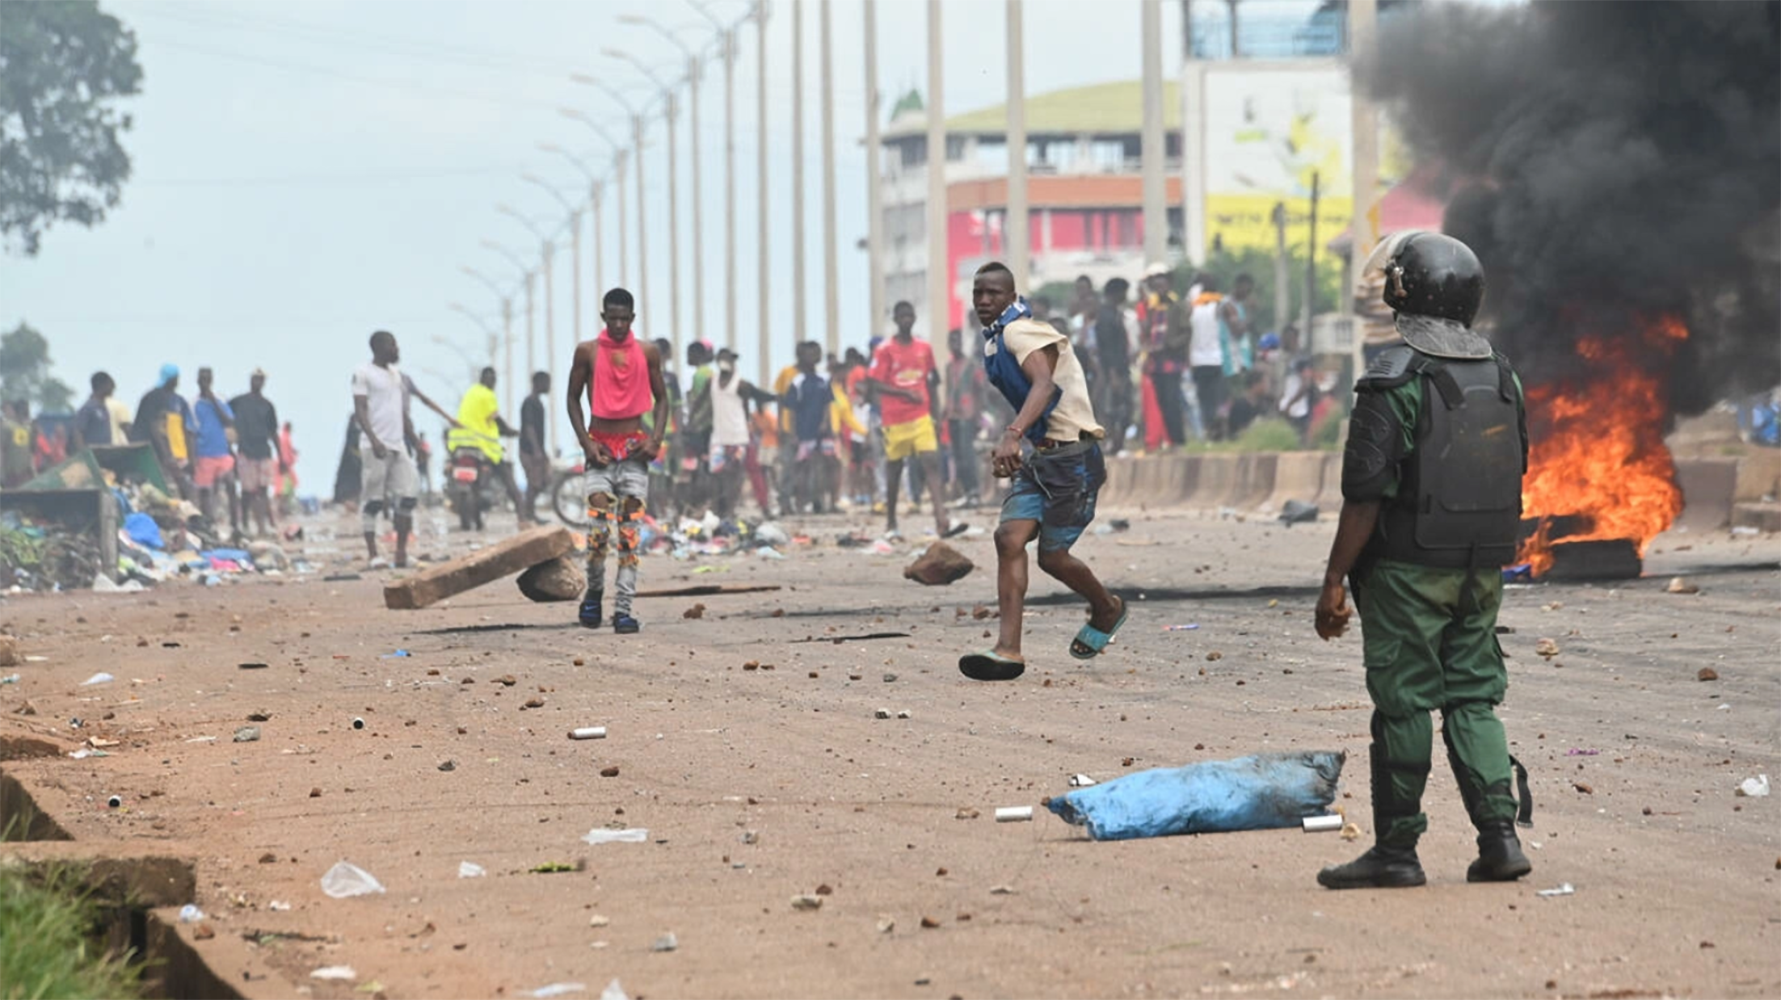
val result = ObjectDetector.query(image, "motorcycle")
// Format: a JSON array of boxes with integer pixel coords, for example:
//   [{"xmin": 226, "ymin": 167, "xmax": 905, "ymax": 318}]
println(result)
[{"xmin": 445, "ymin": 446, "xmax": 502, "ymax": 531}]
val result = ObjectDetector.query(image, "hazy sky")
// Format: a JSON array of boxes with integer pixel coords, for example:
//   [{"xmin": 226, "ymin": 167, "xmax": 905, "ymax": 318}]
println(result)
[{"xmin": 1, "ymin": 0, "xmax": 1334, "ymax": 488}]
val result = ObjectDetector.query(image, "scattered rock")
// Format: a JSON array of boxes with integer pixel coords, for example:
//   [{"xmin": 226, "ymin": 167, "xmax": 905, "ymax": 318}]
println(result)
[
  {"xmin": 874, "ymin": 708, "xmax": 892, "ymax": 719},
  {"xmin": 876, "ymin": 916, "xmax": 896, "ymax": 934},
  {"xmin": 516, "ymin": 556, "xmax": 586, "ymax": 602},
  {"xmin": 904, "ymin": 542, "xmax": 974, "ymax": 586},
  {"xmin": 971, "ymin": 605, "xmax": 993, "ymax": 620},
  {"xmin": 1535, "ymin": 638, "xmax": 1561, "ymax": 658},
  {"xmin": 1205, "ymin": 651, "xmax": 1223, "ymax": 662},
  {"xmin": 683, "ymin": 603, "xmax": 707, "ymax": 620},
  {"xmin": 1665, "ymin": 576, "xmax": 1699, "ymax": 595},
  {"xmin": 1573, "ymin": 782, "xmax": 1593, "ymax": 794},
  {"xmin": 600, "ymin": 766, "xmax": 620, "ymax": 778},
  {"xmin": 309, "ymin": 787, "xmax": 322, "ymax": 798},
  {"xmin": 258, "ymin": 852, "xmax": 278, "ymax": 864},
  {"xmin": 0, "ymin": 635, "xmax": 20, "ymax": 667},
  {"xmin": 743, "ymin": 660, "xmax": 760, "ymax": 671},
  {"xmin": 815, "ymin": 883, "xmax": 833, "ymax": 896},
  {"xmin": 882, "ymin": 673, "xmax": 897, "ymax": 683},
  {"xmin": 989, "ymin": 885, "xmax": 1014, "ymax": 895},
  {"xmin": 1698, "ymin": 667, "xmax": 1719, "ymax": 682},
  {"xmin": 524, "ymin": 696, "xmax": 545, "ymax": 709},
  {"xmin": 790, "ymin": 894, "xmax": 823, "ymax": 911},
  {"xmin": 896, "ymin": 710, "xmax": 911, "ymax": 719},
  {"xmin": 651, "ymin": 932, "xmax": 678, "ymax": 953},
  {"xmin": 954, "ymin": 808, "xmax": 980, "ymax": 820},
  {"xmin": 920, "ymin": 916, "xmax": 941, "ymax": 929},
  {"xmin": 495, "ymin": 675, "xmax": 517, "ymax": 686},
  {"xmin": 232, "ymin": 726, "xmax": 261, "ymax": 743},
  {"xmin": 572, "ymin": 658, "xmax": 586, "ymax": 667},
  {"xmin": 193, "ymin": 922, "xmax": 216, "ymax": 940},
  {"xmin": 589, "ymin": 914, "xmax": 610, "ymax": 927},
  {"xmin": 438, "ymin": 761, "xmax": 456, "ymax": 772}
]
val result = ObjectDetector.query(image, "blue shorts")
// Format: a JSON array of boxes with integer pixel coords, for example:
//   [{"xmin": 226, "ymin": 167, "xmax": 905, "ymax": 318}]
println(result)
[{"xmin": 1000, "ymin": 440, "xmax": 1106, "ymax": 552}]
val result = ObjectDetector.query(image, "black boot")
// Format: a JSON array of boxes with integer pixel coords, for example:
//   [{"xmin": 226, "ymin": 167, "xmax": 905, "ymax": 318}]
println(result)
[
  {"xmin": 1466, "ymin": 821, "xmax": 1532, "ymax": 882},
  {"xmin": 1317, "ymin": 844, "xmax": 1427, "ymax": 889}
]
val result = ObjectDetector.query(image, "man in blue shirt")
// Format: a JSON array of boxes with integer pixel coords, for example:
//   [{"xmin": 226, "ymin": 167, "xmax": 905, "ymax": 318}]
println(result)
[
  {"xmin": 73, "ymin": 372, "xmax": 116, "ymax": 451},
  {"xmin": 191, "ymin": 367, "xmax": 237, "ymax": 532},
  {"xmin": 781, "ymin": 340, "xmax": 834, "ymax": 514}
]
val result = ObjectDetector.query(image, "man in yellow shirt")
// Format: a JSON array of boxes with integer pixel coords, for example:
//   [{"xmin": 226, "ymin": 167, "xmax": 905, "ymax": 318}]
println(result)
[{"xmin": 446, "ymin": 367, "xmax": 532, "ymax": 526}]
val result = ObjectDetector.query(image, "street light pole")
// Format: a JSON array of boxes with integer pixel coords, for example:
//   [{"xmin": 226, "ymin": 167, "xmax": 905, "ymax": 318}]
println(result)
[
  {"xmin": 604, "ymin": 51, "xmax": 684, "ymax": 359},
  {"xmin": 863, "ymin": 0, "xmax": 885, "ymax": 345},
  {"xmin": 460, "ymin": 265, "xmax": 515, "ymax": 411},
  {"xmin": 1141, "ymin": 0, "xmax": 1168, "ymax": 267},
  {"xmin": 1005, "ymin": 0, "xmax": 1029, "ymax": 293},
  {"xmin": 722, "ymin": 28, "xmax": 737, "ymax": 352},
  {"xmin": 791, "ymin": 0, "xmax": 806, "ymax": 347},
  {"xmin": 755, "ymin": 2, "xmax": 771, "ymax": 387},
  {"xmin": 925, "ymin": 0, "xmax": 948, "ymax": 339},
  {"xmin": 819, "ymin": 1, "xmax": 838, "ymax": 356}
]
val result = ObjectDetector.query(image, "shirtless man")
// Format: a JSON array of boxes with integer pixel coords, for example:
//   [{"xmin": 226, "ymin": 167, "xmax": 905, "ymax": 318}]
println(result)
[{"xmin": 565, "ymin": 288, "xmax": 671, "ymax": 635}]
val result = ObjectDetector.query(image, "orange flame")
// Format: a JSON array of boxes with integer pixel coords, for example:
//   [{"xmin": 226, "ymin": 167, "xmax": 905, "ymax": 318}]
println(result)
[{"xmin": 1516, "ymin": 316, "xmax": 1688, "ymax": 576}]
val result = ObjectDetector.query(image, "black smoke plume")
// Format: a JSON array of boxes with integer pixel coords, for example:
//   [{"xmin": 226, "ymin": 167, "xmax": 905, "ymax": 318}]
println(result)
[{"xmin": 1364, "ymin": 1, "xmax": 1780, "ymax": 414}]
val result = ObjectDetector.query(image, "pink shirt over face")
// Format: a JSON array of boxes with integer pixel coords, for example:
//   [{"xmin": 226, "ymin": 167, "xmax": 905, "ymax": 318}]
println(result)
[{"xmin": 869, "ymin": 336, "xmax": 936, "ymax": 426}]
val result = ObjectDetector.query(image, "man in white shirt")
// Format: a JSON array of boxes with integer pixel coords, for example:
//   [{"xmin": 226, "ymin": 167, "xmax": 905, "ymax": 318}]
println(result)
[
  {"xmin": 352, "ymin": 330, "xmax": 419, "ymax": 569},
  {"xmin": 1187, "ymin": 274, "xmax": 1228, "ymax": 440}
]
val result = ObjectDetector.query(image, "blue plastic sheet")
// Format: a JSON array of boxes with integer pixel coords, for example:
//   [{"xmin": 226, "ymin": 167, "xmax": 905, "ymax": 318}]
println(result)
[
  {"xmin": 124, "ymin": 513, "xmax": 164, "ymax": 551},
  {"xmin": 1046, "ymin": 751, "xmax": 1346, "ymax": 841}
]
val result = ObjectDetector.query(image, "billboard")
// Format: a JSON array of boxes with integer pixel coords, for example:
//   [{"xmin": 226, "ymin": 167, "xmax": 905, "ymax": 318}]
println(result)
[{"xmin": 1200, "ymin": 64, "xmax": 1353, "ymax": 257}]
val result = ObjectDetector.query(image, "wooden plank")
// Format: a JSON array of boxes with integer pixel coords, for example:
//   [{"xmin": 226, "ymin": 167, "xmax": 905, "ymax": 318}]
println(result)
[
  {"xmin": 383, "ymin": 525, "xmax": 576, "ymax": 610},
  {"xmin": 633, "ymin": 583, "xmax": 784, "ymax": 598}
]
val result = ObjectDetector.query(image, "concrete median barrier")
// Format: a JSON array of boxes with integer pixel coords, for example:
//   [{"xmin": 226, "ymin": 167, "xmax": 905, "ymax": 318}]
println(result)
[{"xmin": 1264, "ymin": 452, "xmax": 1329, "ymax": 512}]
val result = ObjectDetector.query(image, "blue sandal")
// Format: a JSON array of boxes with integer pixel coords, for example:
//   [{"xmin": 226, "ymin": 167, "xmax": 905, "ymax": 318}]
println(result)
[
  {"xmin": 612, "ymin": 613, "xmax": 640, "ymax": 635},
  {"xmin": 1069, "ymin": 598, "xmax": 1128, "ymax": 660}
]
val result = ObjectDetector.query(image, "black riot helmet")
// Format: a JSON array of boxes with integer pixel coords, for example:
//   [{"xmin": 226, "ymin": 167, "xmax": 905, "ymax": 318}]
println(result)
[{"xmin": 1365, "ymin": 231, "xmax": 1485, "ymax": 328}]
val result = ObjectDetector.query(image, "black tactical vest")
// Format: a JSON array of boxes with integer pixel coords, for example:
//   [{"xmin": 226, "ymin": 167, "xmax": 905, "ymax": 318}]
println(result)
[{"xmin": 1375, "ymin": 349, "xmax": 1526, "ymax": 570}]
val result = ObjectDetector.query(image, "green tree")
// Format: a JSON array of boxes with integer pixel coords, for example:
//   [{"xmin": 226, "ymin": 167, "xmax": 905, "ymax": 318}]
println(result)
[
  {"xmin": 0, "ymin": 322, "xmax": 75, "ymax": 412},
  {"xmin": 0, "ymin": 1, "xmax": 143, "ymax": 256}
]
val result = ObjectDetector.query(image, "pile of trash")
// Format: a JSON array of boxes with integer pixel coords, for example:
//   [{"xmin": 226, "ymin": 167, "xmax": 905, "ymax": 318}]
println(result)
[
  {"xmin": 1, "ymin": 511, "xmax": 107, "ymax": 592},
  {"xmin": 640, "ymin": 514, "xmax": 798, "ymax": 561},
  {"xmin": 111, "ymin": 483, "xmax": 294, "ymax": 589}
]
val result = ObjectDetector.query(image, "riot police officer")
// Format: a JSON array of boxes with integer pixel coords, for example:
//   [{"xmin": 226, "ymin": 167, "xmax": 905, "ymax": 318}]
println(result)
[{"xmin": 1314, "ymin": 230, "xmax": 1533, "ymax": 889}]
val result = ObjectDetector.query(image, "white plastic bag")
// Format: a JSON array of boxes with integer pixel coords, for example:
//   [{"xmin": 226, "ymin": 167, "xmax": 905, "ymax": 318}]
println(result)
[{"xmin": 320, "ymin": 860, "xmax": 385, "ymax": 898}]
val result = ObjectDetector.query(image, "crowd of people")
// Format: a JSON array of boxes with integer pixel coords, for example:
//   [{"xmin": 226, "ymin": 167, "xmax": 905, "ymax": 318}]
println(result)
[
  {"xmin": 2, "ymin": 365, "xmax": 300, "ymax": 540},
  {"xmin": 627, "ymin": 263, "xmax": 1334, "ymax": 533}
]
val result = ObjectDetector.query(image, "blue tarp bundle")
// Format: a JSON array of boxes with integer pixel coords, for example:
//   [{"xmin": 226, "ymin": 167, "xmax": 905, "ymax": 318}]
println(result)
[
  {"xmin": 1046, "ymin": 751, "xmax": 1346, "ymax": 841},
  {"xmin": 123, "ymin": 512, "xmax": 163, "ymax": 551}
]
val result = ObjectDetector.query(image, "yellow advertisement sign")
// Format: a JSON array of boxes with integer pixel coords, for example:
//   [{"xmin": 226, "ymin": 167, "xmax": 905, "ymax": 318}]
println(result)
[{"xmin": 1204, "ymin": 193, "xmax": 1353, "ymax": 256}]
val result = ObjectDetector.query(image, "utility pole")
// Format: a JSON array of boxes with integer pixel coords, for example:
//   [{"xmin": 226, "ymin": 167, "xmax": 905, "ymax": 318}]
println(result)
[
  {"xmin": 1349, "ymin": 0, "xmax": 1379, "ymax": 391},
  {"xmin": 591, "ymin": 181, "xmax": 604, "ymax": 301},
  {"xmin": 863, "ymin": 0, "xmax": 885, "ymax": 342},
  {"xmin": 723, "ymin": 28, "xmax": 738, "ymax": 352},
  {"xmin": 541, "ymin": 240, "xmax": 555, "ymax": 441},
  {"xmin": 616, "ymin": 151, "xmax": 629, "ymax": 282},
  {"xmin": 502, "ymin": 297, "xmax": 515, "ymax": 416},
  {"xmin": 756, "ymin": 3, "xmax": 772, "ymax": 387},
  {"xmin": 1302, "ymin": 171, "xmax": 1320, "ymax": 340},
  {"xmin": 1004, "ymin": 0, "xmax": 1028, "ymax": 292},
  {"xmin": 1271, "ymin": 201, "xmax": 1290, "ymax": 333},
  {"xmin": 791, "ymin": 0, "xmax": 807, "ymax": 348},
  {"xmin": 1141, "ymin": 0, "xmax": 1167, "ymax": 267},
  {"xmin": 820, "ymin": 1, "xmax": 839, "ymax": 356},
  {"xmin": 663, "ymin": 94, "xmax": 682, "ymax": 359},
  {"xmin": 689, "ymin": 56, "xmax": 705, "ymax": 348},
  {"xmin": 1180, "ymin": 5, "xmax": 1206, "ymax": 265},
  {"xmin": 633, "ymin": 115, "xmax": 649, "ymax": 331},
  {"xmin": 1225, "ymin": 0, "xmax": 1240, "ymax": 57},
  {"xmin": 925, "ymin": 0, "xmax": 947, "ymax": 340},
  {"xmin": 524, "ymin": 271, "xmax": 536, "ymax": 402}
]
